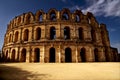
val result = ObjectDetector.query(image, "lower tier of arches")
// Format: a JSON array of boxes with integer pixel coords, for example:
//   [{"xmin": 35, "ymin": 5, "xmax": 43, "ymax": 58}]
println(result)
[{"xmin": 2, "ymin": 45, "xmax": 118, "ymax": 62}]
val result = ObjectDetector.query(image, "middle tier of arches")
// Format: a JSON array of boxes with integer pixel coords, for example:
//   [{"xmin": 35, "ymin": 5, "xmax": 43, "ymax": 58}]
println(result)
[{"xmin": 5, "ymin": 24, "xmax": 102, "ymax": 46}]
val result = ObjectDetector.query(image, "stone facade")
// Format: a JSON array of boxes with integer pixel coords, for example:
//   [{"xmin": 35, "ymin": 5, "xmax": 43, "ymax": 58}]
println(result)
[{"xmin": 2, "ymin": 8, "xmax": 119, "ymax": 63}]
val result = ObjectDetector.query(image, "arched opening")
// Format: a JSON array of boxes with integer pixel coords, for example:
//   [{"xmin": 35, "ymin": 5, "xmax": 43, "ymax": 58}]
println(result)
[
  {"xmin": 26, "ymin": 14, "xmax": 31, "ymax": 24},
  {"xmin": 36, "ymin": 27, "xmax": 41, "ymax": 40},
  {"xmin": 65, "ymin": 47, "xmax": 72, "ymax": 62},
  {"xmin": 39, "ymin": 14, "xmax": 43, "ymax": 22},
  {"xmin": 50, "ymin": 27, "xmax": 56, "ymax": 40},
  {"xmin": 91, "ymin": 29, "xmax": 96, "ymax": 42},
  {"xmin": 50, "ymin": 12, "xmax": 56, "ymax": 21},
  {"xmin": 75, "ymin": 15, "xmax": 80, "ymax": 22},
  {"xmin": 34, "ymin": 48, "xmax": 40, "ymax": 62},
  {"xmin": 24, "ymin": 29, "xmax": 29, "ymax": 41},
  {"xmin": 64, "ymin": 27, "xmax": 70, "ymax": 40},
  {"xmin": 17, "ymin": 17, "xmax": 21, "ymax": 25},
  {"xmin": 80, "ymin": 48, "xmax": 86, "ymax": 62},
  {"xmin": 94, "ymin": 48, "xmax": 99, "ymax": 62},
  {"xmin": 6, "ymin": 50, "xmax": 8, "ymax": 59},
  {"xmin": 49, "ymin": 47, "xmax": 55, "ymax": 62},
  {"xmin": 78, "ymin": 27, "xmax": 84, "ymax": 40},
  {"xmin": 11, "ymin": 49, "xmax": 16, "ymax": 61},
  {"xmin": 14, "ymin": 31, "xmax": 19, "ymax": 42},
  {"xmin": 21, "ymin": 48, "xmax": 26, "ymax": 62},
  {"xmin": 62, "ymin": 13, "xmax": 69, "ymax": 20}
]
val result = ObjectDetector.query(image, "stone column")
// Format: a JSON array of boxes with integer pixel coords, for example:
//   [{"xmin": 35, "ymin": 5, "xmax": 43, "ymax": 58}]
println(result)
[
  {"xmin": 86, "ymin": 48, "xmax": 94, "ymax": 62},
  {"xmin": 98, "ymin": 48, "xmax": 106, "ymax": 62},
  {"xmin": 75, "ymin": 46, "xmax": 78, "ymax": 63},
  {"xmin": 72, "ymin": 47, "xmax": 76, "ymax": 63},
  {"xmin": 61, "ymin": 46, "xmax": 65, "ymax": 63},
  {"xmin": 40, "ymin": 46, "xmax": 45, "ymax": 63},
  {"xmin": 26, "ymin": 47, "xmax": 31, "ymax": 62},
  {"xmin": 56, "ymin": 45, "xmax": 61, "ymax": 63},
  {"xmin": 15, "ymin": 48, "xmax": 19, "ymax": 62},
  {"xmin": 56, "ymin": 25, "xmax": 61, "ymax": 40},
  {"xmin": 44, "ymin": 46, "xmax": 49, "ymax": 63},
  {"xmin": 31, "ymin": 48, "xmax": 34, "ymax": 62}
]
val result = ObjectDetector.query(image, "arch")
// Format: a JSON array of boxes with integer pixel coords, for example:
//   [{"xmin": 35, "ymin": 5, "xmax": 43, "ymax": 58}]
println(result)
[
  {"xmin": 50, "ymin": 27, "xmax": 56, "ymax": 40},
  {"xmin": 49, "ymin": 47, "xmax": 56, "ymax": 62},
  {"xmin": 65, "ymin": 47, "xmax": 72, "ymax": 62},
  {"xmin": 48, "ymin": 8, "xmax": 57, "ymax": 21},
  {"xmin": 25, "ymin": 12, "xmax": 34, "ymax": 24},
  {"xmin": 34, "ymin": 48, "xmax": 40, "ymax": 62},
  {"xmin": 94, "ymin": 48, "xmax": 99, "ymax": 62},
  {"xmin": 91, "ymin": 29, "xmax": 96, "ymax": 42},
  {"xmin": 75, "ymin": 15, "xmax": 80, "ymax": 22},
  {"xmin": 11, "ymin": 49, "xmax": 16, "ymax": 61},
  {"xmin": 6, "ymin": 50, "xmax": 8, "ymax": 59},
  {"xmin": 74, "ymin": 10, "xmax": 81, "ymax": 22},
  {"xmin": 80, "ymin": 48, "xmax": 86, "ymax": 62},
  {"xmin": 64, "ymin": 27, "xmax": 70, "ymax": 39},
  {"xmin": 17, "ymin": 16, "xmax": 21, "ymax": 25},
  {"xmin": 78, "ymin": 27, "xmax": 84, "ymax": 40},
  {"xmin": 9, "ymin": 34, "xmax": 12, "ymax": 42},
  {"xmin": 14, "ymin": 31, "xmax": 19, "ymax": 42},
  {"xmin": 36, "ymin": 27, "xmax": 41, "ymax": 40},
  {"xmin": 61, "ymin": 8, "xmax": 71, "ymax": 20},
  {"xmin": 35, "ymin": 10, "xmax": 44, "ymax": 22},
  {"xmin": 21, "ymin": 48, "xmax": 26, "ymax": 62},
  {"xmin": 24, "ymin": 29, "xmax": 29, "ymax": 41}
]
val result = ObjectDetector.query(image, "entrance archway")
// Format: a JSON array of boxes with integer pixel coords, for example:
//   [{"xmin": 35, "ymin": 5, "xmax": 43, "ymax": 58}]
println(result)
[
  {"xmin": 94, "ymin": 48, "xmax": 99, "ymax": 62},
  {"xmin": 49, "ymin": 47, "xmax": 55, "ymax": 62},
  {"xmin": 80, "ymin": 48, "xmax": 86, "ymax": 62},
  {"xmin": 34, "ymin": 48, "xmax": 40, "ymax": 62},
  {"xmin": 21, "ymin": 48, "xmax": 26, "ymax": 62},
  {"xmin": 11, "ymin": 49, "xmax": 16, "ymax": 61},
  {"xmin": 65, "ymin": 47, "xmax": 72, "ymax": 62}
]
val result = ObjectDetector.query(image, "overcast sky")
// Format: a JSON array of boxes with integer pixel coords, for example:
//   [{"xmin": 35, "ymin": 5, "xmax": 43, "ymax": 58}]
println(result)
[{"xmin": 0, "ymin": 0, "xmax": 120, "ymax": 53}]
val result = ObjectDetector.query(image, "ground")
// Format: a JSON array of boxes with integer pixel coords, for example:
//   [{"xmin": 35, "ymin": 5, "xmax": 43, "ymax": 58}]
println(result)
[{"xmin": 0, "ymin": 63, "xmax": 120, "ymax": 80}]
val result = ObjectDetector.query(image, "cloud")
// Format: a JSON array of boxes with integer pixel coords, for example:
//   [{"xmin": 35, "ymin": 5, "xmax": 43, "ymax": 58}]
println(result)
[
  {"xmin": 69, "ymin": 5, "xmax": 81, "ymax": 11},
  {"xmin": 108, "ymin": 28, "xmax": 117, "ymax": 32},
  {"xmin": 68, "ymin": 0, "xmax": 120, "ymax": 17},
  {"xmin": 111, "ymin": 42, "xmax": 120, "ymax": 53},
  {"xmin": 82, "ymin": 0, "xmax": 120, "ymax": 17}
]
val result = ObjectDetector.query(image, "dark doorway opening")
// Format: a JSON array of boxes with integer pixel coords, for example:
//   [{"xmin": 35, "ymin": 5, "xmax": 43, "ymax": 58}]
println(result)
[
  {"xmin": 34, "ymin": 48, "xmax": 40, "ymax": 62},
  {"xmin": 80, "ymin": 48, "xmax": 86, "ymax": 62},
  {"xmin": 94, "ymin": 48, "xmax": 99, "ymax": 62},
  {"xmin": 49, "ymin": 47, "xmax": 55, "ymax": 62},
  {"xmin": 65, "ymin": 48, "xmax": 72, "ymax": 62},
  {"xmin": 21, "ymin": 48, "xmax": 26, "ymax": 62},
  {"xmin": 11, "ymin": 49, "xmax": 16, "ymax": 61}
]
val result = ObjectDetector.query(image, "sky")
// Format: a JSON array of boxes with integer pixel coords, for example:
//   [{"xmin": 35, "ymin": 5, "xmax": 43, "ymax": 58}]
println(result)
[{"xmin": 0, "ymin": 0, "xmax": 120, "ymax": 53}]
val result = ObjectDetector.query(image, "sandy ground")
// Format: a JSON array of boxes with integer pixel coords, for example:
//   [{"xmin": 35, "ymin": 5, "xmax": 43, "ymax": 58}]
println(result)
[{"xmin": 0, "ymin": 63, "xmax": 120, "ymax": 80}]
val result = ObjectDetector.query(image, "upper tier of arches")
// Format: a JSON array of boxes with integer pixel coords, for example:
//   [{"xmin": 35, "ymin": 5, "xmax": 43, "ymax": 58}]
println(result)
[{"xmin": 7, "ymin": 8, "xmax": 98, "ymax": 30}]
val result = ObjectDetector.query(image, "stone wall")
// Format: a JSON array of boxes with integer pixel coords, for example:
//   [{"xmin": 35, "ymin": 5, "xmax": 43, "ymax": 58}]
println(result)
[{"xmin": 2, "ymin": 8, "xmax": 118, "ymax": 62}]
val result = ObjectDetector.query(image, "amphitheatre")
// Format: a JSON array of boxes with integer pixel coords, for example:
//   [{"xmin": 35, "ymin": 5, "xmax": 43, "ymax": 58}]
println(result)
[
  {"xmin": 2, "ymin": 8, "xmax": 119, "ymax": 62},
  {"xmin": 0, "ymin": 8, "xmax": 120, "ymax": 80}
]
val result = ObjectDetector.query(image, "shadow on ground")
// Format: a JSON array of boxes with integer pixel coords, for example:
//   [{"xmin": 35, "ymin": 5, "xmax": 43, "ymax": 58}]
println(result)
[{"xmin": 0, "ymin": 64, "xmax": 50, "ymax": 80}]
